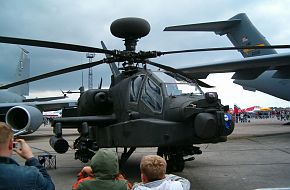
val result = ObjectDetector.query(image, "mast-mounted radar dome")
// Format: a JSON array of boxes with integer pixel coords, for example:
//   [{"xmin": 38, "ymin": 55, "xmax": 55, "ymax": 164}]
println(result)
[{"xmin": 110, "ymin": 17, "xmax": 150, "ymax": 51}]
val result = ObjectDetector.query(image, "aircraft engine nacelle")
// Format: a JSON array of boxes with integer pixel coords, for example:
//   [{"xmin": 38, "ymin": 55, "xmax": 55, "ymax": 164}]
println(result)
[
  {"xmin": 78, "ymin": 89, "xmax": 113, "ymax": 116},
  {"xmin": 5, "ymin": 105, "xmax": 43, "ymax": 136}
]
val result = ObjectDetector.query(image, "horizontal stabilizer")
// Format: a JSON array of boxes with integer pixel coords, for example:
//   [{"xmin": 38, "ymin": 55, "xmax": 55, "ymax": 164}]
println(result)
[{"xmin": 164, "ymin": 19, "xmax": 241, "ymax": 35}]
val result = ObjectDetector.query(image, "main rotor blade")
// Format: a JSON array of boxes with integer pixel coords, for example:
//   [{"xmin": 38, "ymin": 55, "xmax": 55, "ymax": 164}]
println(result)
[
  {"xmin": 0, "ymin": 36, "xmax": 115, "ymax": 55},
  {"xmin": 160, "ymin": 45, "xmax": 290, "ymax": 55},
  {"xmin": 101, "ymin": 41, "xmax": 120, "ymax": 76},
  {"xmin": 147, "ymin": 61, "xmax": 214, "ymax": 88},
  {"xmin": 0, "ymin": 59, "xmax": 106, "ymax": 89}
]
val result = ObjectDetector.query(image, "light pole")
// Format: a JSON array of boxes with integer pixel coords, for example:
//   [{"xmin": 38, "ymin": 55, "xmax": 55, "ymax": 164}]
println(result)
[{"xmin": 86, "ymin": 53, "xmax": 95, "ymax": 89}]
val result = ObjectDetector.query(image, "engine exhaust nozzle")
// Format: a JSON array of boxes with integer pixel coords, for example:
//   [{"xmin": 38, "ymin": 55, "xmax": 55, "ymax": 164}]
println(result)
[{"xmin": 49, "ymin": 136, "xmax": 69, "ymax": 154}]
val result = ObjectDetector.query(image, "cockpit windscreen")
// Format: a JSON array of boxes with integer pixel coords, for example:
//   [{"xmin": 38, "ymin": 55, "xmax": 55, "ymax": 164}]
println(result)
[{"xmin": 153, "ymin": 71, "xmax": 203, "ymax": 96}]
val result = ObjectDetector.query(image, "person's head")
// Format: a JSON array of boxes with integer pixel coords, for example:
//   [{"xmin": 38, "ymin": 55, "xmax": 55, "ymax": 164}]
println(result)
[
  {"xmin": 89, "ymin": 149, "xmax": 119, "ymax": 179},
  {"xmin": 0, "ymin": 122, "xmax": 14, "ymax": 156},
  {"xmin": 140, "ymin": 155, "xmax": 167, "ymax": 183}
]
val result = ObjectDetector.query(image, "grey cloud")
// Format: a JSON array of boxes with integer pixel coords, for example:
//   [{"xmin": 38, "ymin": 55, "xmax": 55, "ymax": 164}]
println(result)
[{"xmin": 0, "ymin": 0, "xmax": 289, "ymax": 103}]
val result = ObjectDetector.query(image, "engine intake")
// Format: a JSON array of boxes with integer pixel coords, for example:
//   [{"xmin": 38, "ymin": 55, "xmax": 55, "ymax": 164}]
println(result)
[
  {"xmin": 78, "ymin": 89, "xmax": 113, "ymax": 116},
  {"xmin": 5, "ymin": 105, "xmax": 43, "ymax": 136}
]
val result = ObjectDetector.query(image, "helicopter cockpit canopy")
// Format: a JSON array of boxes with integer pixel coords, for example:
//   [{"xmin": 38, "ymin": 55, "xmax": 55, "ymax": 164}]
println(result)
[{"xmin": 152, "ymin": 71, "xmax": 204, "ymax": 96}]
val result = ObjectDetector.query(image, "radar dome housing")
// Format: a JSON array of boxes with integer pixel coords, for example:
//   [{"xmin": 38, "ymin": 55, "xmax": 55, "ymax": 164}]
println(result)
[{"xmin": 110, "ymin": 17, "xmax": 150, "ymax": 39}]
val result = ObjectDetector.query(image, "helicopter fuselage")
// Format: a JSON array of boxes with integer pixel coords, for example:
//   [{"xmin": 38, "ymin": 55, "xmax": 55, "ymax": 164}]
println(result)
[{"xmin": 51, "ymin": 69, "xmax": 234, "ymax": 168}]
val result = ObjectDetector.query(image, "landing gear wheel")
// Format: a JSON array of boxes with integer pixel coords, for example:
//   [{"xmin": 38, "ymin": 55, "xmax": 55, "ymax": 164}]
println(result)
[
  {"xmin": 167, "ymin": 155, "xmax": 185, "ymax": 172},
  {"xmin": 119, "ymin": 147, "xmax": 136, "ymax": 171},
  {"xmin": 157, "ymin": 147, "xmax": 185, "ymax": 172},
  {"xmin": 176, "ymin": 156, "xmax": 185, "ymax": 172}
]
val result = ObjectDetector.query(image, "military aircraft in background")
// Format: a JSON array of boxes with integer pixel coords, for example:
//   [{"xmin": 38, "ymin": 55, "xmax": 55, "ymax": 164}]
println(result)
[
  {"xmin": 0, "ymin": 48, "xmax": 76, "ymax": 136},
  {"xmin": 165, "ymin": 13, "xmax": 290, "ymax": 101}
]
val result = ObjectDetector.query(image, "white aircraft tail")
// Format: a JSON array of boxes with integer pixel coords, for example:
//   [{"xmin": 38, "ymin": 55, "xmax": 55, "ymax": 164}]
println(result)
[{"xmin": 8, "ymin": 48, "xmax": 30, "ymax": 96}]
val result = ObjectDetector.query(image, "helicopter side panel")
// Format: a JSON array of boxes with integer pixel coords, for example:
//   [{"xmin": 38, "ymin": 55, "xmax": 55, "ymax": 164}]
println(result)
[
  {"xmin": 90, "ymin": 118, "xmax": 227, "ymax": 148},
  {"xmin": 110, "ymin": 77, "xmax": 131, "ymax": 122},
  {"xmin": 97, "ymin": 118, "xmax": 193, "ymax": 147}
]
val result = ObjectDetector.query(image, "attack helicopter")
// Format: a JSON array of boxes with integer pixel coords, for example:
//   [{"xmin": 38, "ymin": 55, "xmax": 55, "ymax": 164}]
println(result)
[{"xmin": 0, "ymin": 17, "xmax": 242, "ymax": 171}]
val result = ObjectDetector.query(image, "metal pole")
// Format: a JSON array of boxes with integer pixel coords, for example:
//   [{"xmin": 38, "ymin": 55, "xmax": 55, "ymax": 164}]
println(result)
[{"xmin": 86, "ymin": 53, "xmax": 95, "ymax": 89}]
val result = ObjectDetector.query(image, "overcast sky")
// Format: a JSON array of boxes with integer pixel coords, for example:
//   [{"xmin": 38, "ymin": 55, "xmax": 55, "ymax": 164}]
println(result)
[{"xmin": 0, "ymin": 0, "xmax": 289, "ymax": 108}]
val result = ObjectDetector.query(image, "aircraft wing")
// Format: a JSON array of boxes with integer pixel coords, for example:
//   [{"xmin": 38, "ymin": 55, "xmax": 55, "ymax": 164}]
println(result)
[
  {"xmin": 23, "ymin": 95, "xmax": 68, "ymax": 102},
  {"xmin": 178, "ymin": 52, "xmax": 290, "ymax": 80},
  {"xmin": 0, "ymin": 99, "xmax": 77, "ymax": 112}
]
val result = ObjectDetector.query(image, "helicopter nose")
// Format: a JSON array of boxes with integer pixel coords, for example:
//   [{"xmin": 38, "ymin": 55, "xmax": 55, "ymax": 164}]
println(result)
[{"xmin": 194, "ymin": 113, "xmax": 217, "ymax": 139}]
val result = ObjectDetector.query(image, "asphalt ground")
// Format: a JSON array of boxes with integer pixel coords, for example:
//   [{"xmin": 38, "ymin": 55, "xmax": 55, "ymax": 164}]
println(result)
[{"xmin": 11, "ymin": 118, "xmax": 290, "ymax": 190}]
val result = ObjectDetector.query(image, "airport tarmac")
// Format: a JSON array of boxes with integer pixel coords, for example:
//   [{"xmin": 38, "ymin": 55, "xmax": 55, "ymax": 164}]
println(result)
[{"xmin": 11, "ymin": 118, "xmax": 290, "ymax": 190}]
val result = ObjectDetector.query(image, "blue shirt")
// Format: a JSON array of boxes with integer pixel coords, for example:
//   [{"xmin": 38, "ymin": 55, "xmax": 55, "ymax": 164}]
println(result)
[{"xmin": 0, "ymin": 156, "xmax": 55, "ymax": 190}]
